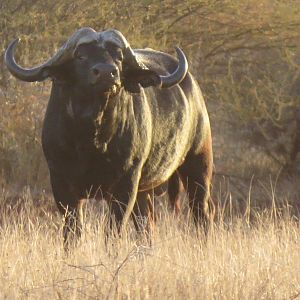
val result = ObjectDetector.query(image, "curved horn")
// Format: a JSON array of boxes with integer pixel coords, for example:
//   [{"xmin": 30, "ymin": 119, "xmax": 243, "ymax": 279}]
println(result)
[
  {"xmin": 99, "ymin": 29, "xmax": 148, "ymax": 70},
  {"xmin": 158, "ymin": 47, "xmax": 188, "ymax": 88},
  {"xmin": 98, "ymin": 29, "xmax": 130, "ymax": 49},
  {"xmin": 5, "ymin": 38, "xmax": 50, "ymax": 82},
  {"xmin": 99, "ymin": 30, "xmax": 188, "ymax": 88},
  {"xmin": 5, "ymin": 27, "xmax": 99, "ymax": 82}
]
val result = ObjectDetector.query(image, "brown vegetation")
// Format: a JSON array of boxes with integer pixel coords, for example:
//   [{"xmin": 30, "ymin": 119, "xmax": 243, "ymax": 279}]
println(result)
[{"xmin": 1, "ymin": 0, "xmax": 299, "ymax": 190}]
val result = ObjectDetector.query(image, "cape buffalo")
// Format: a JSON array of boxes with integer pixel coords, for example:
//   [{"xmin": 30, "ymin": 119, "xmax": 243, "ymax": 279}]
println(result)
[{"xmin": 5, "ymin": 27, "xmax": 214, "ymax": 248}]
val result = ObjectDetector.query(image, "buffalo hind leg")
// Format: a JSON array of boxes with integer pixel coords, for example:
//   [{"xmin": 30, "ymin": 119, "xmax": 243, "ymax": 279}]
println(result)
[
  {"xmin": 168, "ymin": 171, "xmax": 183, "ymax": 216},
  {"xmin": 178, "ymin": 151, "xmax": 214, "ymax": 234}
]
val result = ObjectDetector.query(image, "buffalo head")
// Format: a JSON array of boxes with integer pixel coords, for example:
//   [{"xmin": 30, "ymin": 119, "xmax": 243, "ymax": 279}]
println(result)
[{"xmin": 5, "ymin": 27, "xmax": 188, "ymax": 94}]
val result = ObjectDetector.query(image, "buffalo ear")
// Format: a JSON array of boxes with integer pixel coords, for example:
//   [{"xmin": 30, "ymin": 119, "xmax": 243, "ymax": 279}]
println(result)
[{"xmin": 123, "ymin": 69, "xmax": 161, "ymax": 93}]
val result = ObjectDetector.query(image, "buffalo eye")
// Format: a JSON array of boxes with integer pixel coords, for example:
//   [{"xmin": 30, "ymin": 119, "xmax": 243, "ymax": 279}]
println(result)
[{"xmin": 106, "ymin": 42, "xmax": 123, "ymax": 62}]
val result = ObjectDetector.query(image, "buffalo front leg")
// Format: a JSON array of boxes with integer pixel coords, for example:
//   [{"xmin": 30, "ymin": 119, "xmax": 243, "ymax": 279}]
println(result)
[
  {"xmin": 50, "ymin": 173, "xmax": 85, "ymax": 251},
  {"xmin": 132, "ymin": 191, "xmax": 155, "ymax": 242},
  {"xmin": 108, "ymin": 166, "xmax": 143, "ymax": 236},
  {"xmin": 62, "ymin": 199, "xmax": 86, "ymax": 251},
  {"xmin": 178, "ymin": 149, "xmax": 215, "ymax": 234}
]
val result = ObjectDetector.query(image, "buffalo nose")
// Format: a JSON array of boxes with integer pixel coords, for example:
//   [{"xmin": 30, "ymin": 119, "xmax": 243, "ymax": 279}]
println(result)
[
  {"xmin": 90, "ymin": 64, "xmax": 118, "ymax": 84},
  {"xmin": 109, "ymin": 67, "xmax": 118, "ymax": 78}
]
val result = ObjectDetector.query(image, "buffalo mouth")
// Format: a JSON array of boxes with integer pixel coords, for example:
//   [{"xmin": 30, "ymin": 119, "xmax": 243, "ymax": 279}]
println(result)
[
  {"xmin": 108, "ymin": 83, "xmax": 120, "ymax": 94},
  {"xmin": 91, "ymin": 78, "xmax": 121, "ymax": 95}
]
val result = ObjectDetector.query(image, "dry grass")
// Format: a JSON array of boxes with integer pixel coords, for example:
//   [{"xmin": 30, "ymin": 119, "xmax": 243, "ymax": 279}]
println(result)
[{"xmin": 1, "ymin": 188, "xmax": 300, "ymax": 300}]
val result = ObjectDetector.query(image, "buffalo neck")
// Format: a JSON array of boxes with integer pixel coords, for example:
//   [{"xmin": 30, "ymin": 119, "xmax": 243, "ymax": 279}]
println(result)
[{"xmin": 49, "ymin": 81, "xmax": 134, "ymax": 152}]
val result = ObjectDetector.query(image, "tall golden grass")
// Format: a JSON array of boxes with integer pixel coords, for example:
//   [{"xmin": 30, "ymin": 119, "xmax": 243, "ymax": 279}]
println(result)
[{"xmin": 1, "ymin": 187, "xmax": 299, "ymax": 299}]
